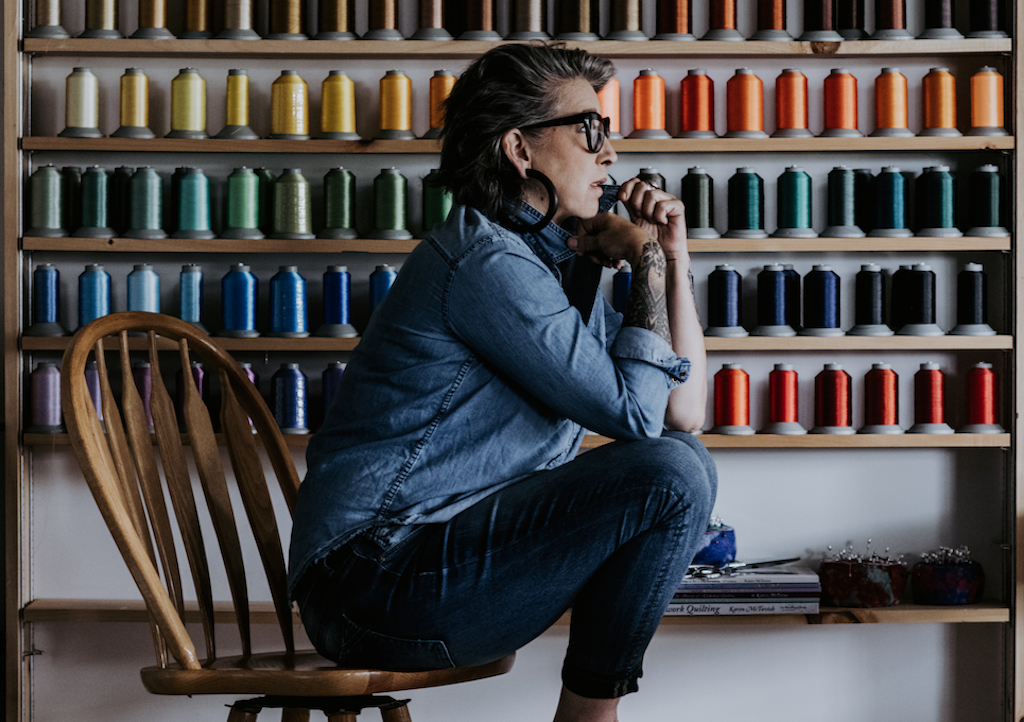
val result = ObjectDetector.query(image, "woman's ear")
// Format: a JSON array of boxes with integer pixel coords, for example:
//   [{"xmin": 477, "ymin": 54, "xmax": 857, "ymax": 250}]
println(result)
[{"xmin": 501, "ymin": 128, "xmax": 531, "ymax": 180}]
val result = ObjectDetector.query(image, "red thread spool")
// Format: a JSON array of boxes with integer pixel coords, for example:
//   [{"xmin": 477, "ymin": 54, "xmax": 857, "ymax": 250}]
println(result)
[
  {"xmin": 821, "ymin": 68, "xmax": 861, "ymax": 137},
  {"xmin": 631, "ymin": 69, "xmax": 671, "ymax": 139},
  {"xmin": 655, "ymin": 0, "xmax": 695, "ymax": 40},
  {"xmin": 678, "ymin": 70, "xmax": 716, "ymax": 138},
  {"xmin": 773, "ymin": 69, "xmax": 811, "ymax": 138},
  {"xmin": 763, "ymin": 363, "xmax": 806, "ymax": 434},
  {"xmin": 725, "ymin": 68, "xmax": 767, "ymax": 138},
  {"xmin": 861, "ymin": 363, "xmax": 903, "ymax": 433},
  {"xmin": 712, "ymin": 363, "xmax": 754, "ymax": 434},
  {"xmin": 963, "ymin": 362, "xmax": 1003, "ymax": 432},
  {"xmin": 597, "ymin": 77, "xmax": 622, "ymax": 138},
  {"xmin": 812, "ymin": 363, "xmax": 854, "ymax": 434},
  {"xmin": 871, "ymin": 67, "xmax": 913, "ymax": 137},
  {"xmin": 910, "ymin": 362, "xmax": 953, "ymax": 433},
  {"xmin": 752, "ymin": 0, "xmax": 792, "ymax": 40}
]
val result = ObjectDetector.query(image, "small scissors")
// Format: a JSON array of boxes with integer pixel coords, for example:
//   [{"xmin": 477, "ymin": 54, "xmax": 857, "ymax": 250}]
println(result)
[{"xmin": 685, "ymin": 557, "xmax": 802, "ymax": 580}]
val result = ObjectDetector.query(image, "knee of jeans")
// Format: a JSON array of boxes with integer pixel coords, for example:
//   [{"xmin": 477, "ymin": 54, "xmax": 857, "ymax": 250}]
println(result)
[{"xmin": 650, "ymin": 432, "xmax": 718, "ymax": 517}]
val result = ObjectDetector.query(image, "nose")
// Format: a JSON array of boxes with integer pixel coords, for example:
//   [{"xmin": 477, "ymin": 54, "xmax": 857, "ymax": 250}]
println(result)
[{"xmin": 599, "ymin": 138, "xmax": 617, "ymax": 166}]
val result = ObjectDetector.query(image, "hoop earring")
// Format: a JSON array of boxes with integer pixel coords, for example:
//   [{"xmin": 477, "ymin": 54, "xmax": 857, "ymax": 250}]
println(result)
[{"xmin": 497, "ymin": 169, "xmax": 559, "ymax": 234}]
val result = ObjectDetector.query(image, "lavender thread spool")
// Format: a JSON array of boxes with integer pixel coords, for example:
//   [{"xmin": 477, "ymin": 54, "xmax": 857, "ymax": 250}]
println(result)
[{"xmin": 28, "ymin": 361, "xmax": 63, "ymax": 432}]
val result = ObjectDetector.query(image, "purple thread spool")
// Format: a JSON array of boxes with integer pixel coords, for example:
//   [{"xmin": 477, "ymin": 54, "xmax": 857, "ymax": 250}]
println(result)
[
  {"xmin": 238, "ymin": 361, "xmax": 259, "ymax": 429},
  {"xmin": 28, "ymin": 361, "xmax": 63, "ymax": 432},
  {"xmin": 85, "ymin": 360, "xmax": 103, "ymax": 423},
  {"xmin": 176, "ymin": 361, "xmax": 205, "ymax": 426},
  {"xmin": 132, "ymin": 361, "xmax": 153, "ymax": 428}
]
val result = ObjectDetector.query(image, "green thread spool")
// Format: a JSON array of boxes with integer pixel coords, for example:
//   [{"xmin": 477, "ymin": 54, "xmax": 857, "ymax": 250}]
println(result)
[
  {"xmin": 681, "ymin": 167, "xmax": 718, "ymax": 239},
  {"xmin": 127, "ymin": 166, "xmax": 166, "ymax": 239},
  {"xmin": 422, "ymin": 169, "xmax": 452, "ymax": 233},
  {"xmin": 853, "ymin": 168, "xmax": 875, "ymax": 235},
  {"xmin": 27, "ymin": 165, "xmax": 66, "ymax": 237},
  {"xmin": 966, "ymin": 164, "xmax": 1008, "ymax": 237},
  {"xmin": 773, "ymin": 166, "xmax": 816, "ymax": 238},
  {"xmin": 174, "ymin": 167, "xmax": 215, "ymax": 239},
  {"xmin": 916, "ymin": 165, "xmax": 961, "ymax": 237},
  {"xmin": 724, "ymin": 167, "xmax": 767, "ymax": 239},
  {"xmin": 167, "ymin": 166, "xmax": 188, "ymax": 235},
  {"xmin": 821, "ymin": 166, "xmax": 864, "ymax": 238},
  {"xmin": 223, "ymin": 167, "xmax": 264, "ymax": 240},
  {"xmin": 110, "ymin": 166, "xmax": 134, "ymax": 236},
  {"xmin": 75, "ymin": 166, "xmax": 115, "ymax": 238},
  {"xmin": 61, "ymin": 166, "xmax": 82, "ymax": 236},
  {"xmin": 272, "ymin": 168, "xmax": 314, "ymax": 239},
  {"xmin": 372, "ymin": 167, "xmax": 412, "ymax": 240},
  {"xmin": 319, "ymin": 167, "xmax": 357, "ymax": 240},
  {"xmin": 254, "ymin": 168, "xmax": 277, "ymax": 235}
]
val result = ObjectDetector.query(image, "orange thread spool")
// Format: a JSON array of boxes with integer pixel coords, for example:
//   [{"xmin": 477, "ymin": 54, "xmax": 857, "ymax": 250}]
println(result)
[
  {"xmin": 753, "ymin": 0, "xmax": 791, "ymax": 40},
  {"xmin": 712, "ymin": 363, "xmax": 753, "ymax": 434},
  {"xmin": 678, "ymin": 69, "xmax": 716, "ymax": 138},
  {"xmin": 630, "ymin": 69, "xmax": 671, "ymax": 139},
  {"xmin": 655, "ymin": 0, "xmax": 694, "ymax": 40},
  {"xmin": 597, "ymin": 77, "xmax": 622, "ymax": 138},
  {"xmin": 764, "ymin": 363, "xmax": 806, "ymax": 434},
  {"xmin": 821, "ymin": 68, "xmax": 861, "ymax": 137},
  {"xmin": 910, "ymin": 362, "xmax": 953, "ymax": 433},
  {"xmin": 920, "ymin": 67, "xmax": 961, "ymax": 137},
  {"xmin": 963, "ymin": 362, "xmax": 1003, "ymax": 431},
  {"xmin": 812, "ymin": 363, "xmax": 854, "ymax": 433},
  {"xmin": 725, "ymin": 68, "xmax": 767, "ymax": 138},
  {"xmin": 861, "ymin": 363, "xmax": 902, "ymax": 432},
  {"xmin": 969, "ymin": 66, "xmax": 1007, "ymax": 136},
  {"xmin": 423, "ymin": 70, "xmax": 456, "ymax": 139},
  {"xmin": 704, "ymin": 0, "xmax": 743, "ymax": 40},
  {"xmin": 871, "ymin": 67, "xmax": 913, "ymax": 137},
  {"xmin": 773, "ymin": 69, "xmax": 811, "ymax": 138}
]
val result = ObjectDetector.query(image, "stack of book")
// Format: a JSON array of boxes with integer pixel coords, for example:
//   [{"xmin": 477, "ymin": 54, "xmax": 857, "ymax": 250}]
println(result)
[{"xmin": 666, "ymin": 564, "xmax": 821, "ymax": 616}]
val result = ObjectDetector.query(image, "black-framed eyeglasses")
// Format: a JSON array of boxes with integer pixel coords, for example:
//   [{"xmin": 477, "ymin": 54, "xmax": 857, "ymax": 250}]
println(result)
[{"xmin": 521, "ymin": 111, "xmax": 611, "ymax": 154}]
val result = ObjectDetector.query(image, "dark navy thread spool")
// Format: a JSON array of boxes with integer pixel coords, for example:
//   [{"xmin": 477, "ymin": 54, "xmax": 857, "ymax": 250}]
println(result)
[
  {"xmin": 969, "ymin": 0, "xmax": 1007, "ymax": 38},
  {"xmin": 220, "ymin": 263, "xmax": 259, "ymax": 338},
  {"xmin": 78, "ymin": 263, "xmax": 111, "ymax": 327},
  {"xmin": 950, "ymin": 262, "xmax": 995, "ymax": 336},
  {"xmin": 821, "ymin": 166, "xmax": 865, "ymax": 238},
  {"xmin": 174, "ymin": 167, "xmax": 216, "ymax": 240},
  {"xmin": 322, "ymin": 361, "xmax": 346, "ymax": 417},
  {"xmin": 75, "ymin": 166, "xmax": 115, "ymax": 238},
  {"xmin": 127, "ymin": 263, "xmax": 160, "ymax": 313},
  {"xmin": 681, "ymin": 167, "xmax": 718, "ymax": 239},
  {"xmin": 917, "ymin": 165, "xmax": 961, "ymax": 237},
  {"xmin": 27, "ymin": 165, "xmax": 66, "ymax": 237},
  {"xmin": 28, "ymin": 361, "xmax": 64, "ymax": 433},
  {"xmin": 370, "ymin": 264, "xmax": 398, "ymax": 315},
  {"xmin": 271, "ymin": 363, "xmax": 309, "ymax": 434},
  {"xmin": 783, "ymin": 264, "xmax": 801, "ymax": 332},
  {"xmin": 753, "ymin": 263, "xmax": 795, "ymax": 337},
  {"xmin": 110, "ymin": 166, "xmax": 134, "ymax": 236},
  {"xmin": 61, "ymin": 166, "xmax": 82, "ymax": 236},
  {"xmin": 637, "ymin": 168, "xmax": 665, "ymax": 190},
  {"xmin": 179, "ymin": 263, "xmax": 207, "ymax": 333},
  {"xmin": 612, "ymin": 262, "xmax": 632, "ymax": 314},
  {"xmin": 176, "ymin": 361, "xmax": 205, "ymax": 428},
  {"xmin": 85, "ymin": 360, "xmax": 103, "ymax": 425},
  {"xmin": 705, "ymin": 264, "xmax": 747, "ymax": 337},
  {"xmin": 966, "ymin": 164, "xmax": 1008, "ymax": 237},
  {"xmin": 255, "ymin": 168, "xmax": 277, "ymax": 236},
  {"xmin": 317, "ymin": 265, "xmax": 357, "ymax": 338},
  {"xmin": 849, "ymin": 263, "xmax": 893, "ymax": 336},
  {"xmin": 168, "ymin": 167, "xmax": 188, "ymax": 235},
  {"xmin": 773, "ymin": 166, "xmax": 816, "ymax": 238},
  {"xmin": 869, "ymin": 166, "xmax": 912, "ymax": 237},
  {"xmin": 133, "ymin": 361, "xmax": 154, "ymax": 429},
  {"xmin": 853, "ymin": 168, "xmax": 875, "ymax": 235},
  {"xmin": 27, "ymin": 263, "xmax": 68, "ymax": 337},
  {"xmin": 898, "ymin": 262, "xmax": 944, "ymax": 336},
  {"xmin": 889, "ymin": 264, "xmax": 912, "ymax": 333},
  {"xmin": 319, "ymin": 167, "xmax": 357, "ymax": 240},
  {"xmin": 801, "ymin": 264, "xmax": 844, "ymax": 337},
  {"xmin": 269, "ymin": 265, "xmax": 309, "ymax": 338},
  {"xmin": 725, "ymin": 167, "xmax": 767, "ymax": 239},
  {"xmin": 127, "ymin": 166, "xmax": 166, "ymax": 239}
]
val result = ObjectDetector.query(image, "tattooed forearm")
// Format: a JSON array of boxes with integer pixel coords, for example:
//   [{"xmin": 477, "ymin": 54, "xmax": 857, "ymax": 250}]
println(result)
[{"xmin": 623, "ymin": 241, "xmax": 671, "ymax": 344}]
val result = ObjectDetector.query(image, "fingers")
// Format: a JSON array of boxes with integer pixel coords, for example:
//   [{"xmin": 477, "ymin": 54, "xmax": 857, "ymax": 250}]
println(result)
[{"xmin": 618, "ymin": 178, "xmax": 684, "ymax": 225}]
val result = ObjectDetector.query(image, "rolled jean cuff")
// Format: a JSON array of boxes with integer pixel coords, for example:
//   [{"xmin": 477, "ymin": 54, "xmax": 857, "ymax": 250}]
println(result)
[{"xmin": 561, "ymin": 660, "xmax": 641, "ymax": 699}]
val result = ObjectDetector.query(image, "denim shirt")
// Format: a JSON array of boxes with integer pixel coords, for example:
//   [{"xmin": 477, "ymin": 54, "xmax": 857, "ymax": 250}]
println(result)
[{"xmin": 288, "ymin": 189, "xmax": 691, "ymax": 595}]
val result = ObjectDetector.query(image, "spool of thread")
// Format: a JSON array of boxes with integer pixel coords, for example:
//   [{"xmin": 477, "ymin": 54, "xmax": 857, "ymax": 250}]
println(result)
[
  {"xmin": 773, "ymin": 166, "xmax": 816, "ymax": 238},
  {"xmin": 180, "ymin": 0, "xmax": 211, "ymax": 38},
  {"xmin": 168, "ymin": 166, "xmax": 186, "ymax": 236},
  {"xmin": 27, "ymin": 263, "xmax": 68, "ymax": 337},
  {"xmin": 132, "ymin": 0, "xmax": 175, "ymax": 38},
  {"xmin": 422, "ymin": 70, "xmax": 456, "ymax": 139},
  {"xmin": 215, "ymin": 69, "xmax": 258, "ymax": 140},
  {"xmin": 871, "ymin": 68, "xmax": 913, "ymax": 138},
  {"xmin": 321, "ymin": 71, "xmax": 359, "ymax": 140},
  {"xmin": 725, "ymin": 69, "xmax": 767, "ymax": 139},
  {"xmin": 322, "ymin": 362, "xmax": 346, "ymax": 415},
  {"xmin": 509, "ymin": 0, "xmax": 550, "ymax": 39},
  {"xmin": 837, "ymin": 0, "xmax": 866, "ymax": 38},
  {"xmin": 174, "ymin": 168, "xmax": 215, "ymax": 240},
  {"xmin": 950, "ymin": 262, "xmax": 995, "ymax": 336},
  {"xmin": 423, "ymin": 169, "xmax": 453, "ymax": 233},
  {"xmin": 270, "ymin": 70, "xmax": 310, "ymax": 140},
  {"xmin": 220, "ymin": 263, "xmax": 259, "ymax": 338},
  {"xmin": 753, "ymin": 263, "xmax": 795, "ymax": 337},
  {"xmin": 175, "ymin": 362, "xmax": 206, "ymax": 427},
  {"xmin": 268, "ymin": 0, "xmax": 308, "ymax": 39},
  {"xmin": 370, "ymin": 264, "xmax": 398, "ymax": 314},
  {"xmin": 637, "ymin": 168, "xmax": 665, "ymax": 191},
  {"xmin": 75, "ymin": 166, "xmax": 114, "ymax": 239},
  {"xmin": 711, "ymin": 364, "xmax": 754, "ymax": 435},
  {"xmin": 801, "ymin": 265, "xmax": 843, "ymax": 337},
  {"xmin": 821, "ymin": 69, "xmax": 861, "ymax": 138},
  {"xmin": 319, "ymin": 167, "xmax": 357, "ymax": 239},
  {"xmin": 725, "ymin": 167, "xmax": 767, "ymax": 239},
  {"xmin": 916, "ymin": 165, "xmax": 961, "ymax": 237},
  {"xmin": 413, "ymin": 0, "xmax": 452, "ymax": 40},
  {"xmin": 783, "ymin": 264, "xmax": 801, "ymax": 332},
  {"xmin": 898, "ymin": 263, "xmax": 943, "ymax": 336},
  {"xmin": 811, "ymin": 363, "xmax": 854, "ymax": 434},
  {"xmin": 62, "ymin": 166, "xmax": 83, "ymax": 236},
  {"xmin": 272, "ymin": 168, "xmax": 314, "ymax": 240},
  {"xmin": 556, "ymin": 0, "xmax": 600, "ymax": 40},
  {"xmin": 372, "ymin": 168, "xmax": 412, "ymax": 240},
  {"xmin": 317, "ymin": 265, "xmax": 357, "ymax": 338},
  {"xmin": 703, "ymin": 0, "xmax": 744, "ymax": 40},
  {"xmin": 773, "ymin": 69, "xmax": 811, "ymax": 138},
  {"xmin": 132, "ymin": 361, "xmax": 154, "ymax": 429},
  {"xmin": 28, "ymin": 0, "xmax": 70, "ymax": 38},
  {"xmin": 219, "ymin": 0, "xmax": 261, "ymax": 39},
  {"xmin": 460, "ymin": 0, "xmax": 502, "ymax": 41},
  {"xmin": 612, "ymin": 263, "xmax": 632, "ymax": 315},
  {"xmin": 81, "ymin": 0, "xmax": 122, "ymax": 38},
  {"xmin": 85, "ymin": 361, "xmax": 103, "ymax": 423},
  {"xmin": 752, "ymin": 0, "xmax": 792, "ymax": 40},
  {"xmin": 112, "ymin": 69, "xmax": 155, "ymax": 138},
  {"xmin": 705, "ymin": 264, "xmax": 746, "ymax": 337},
  {"xmin": 800, "ymin": 0, "xmax": 843, "ymax": 40},
  {"xmin": 849, "ymin": 263, "xmax": 893, "ymax": 337},
  {"xmin": 965, "ymin": 164, "xmax": 1008, "ymax": 237},
  {"xmin": 678, "ymin": 70, "xmax": 716, "ymax": 139},
  {"xmin": 962, "ymin": 362, "xmax": 1003, "ymax": 432},
  {"xmin": 872, "ymin": 0, "xmax": 912, "ymax": 39},
  {"xmin": 377, "ymin": 70, "xmax": 415, "ymax": 140},
  {"xmin": 968, "ymin": 0, "xmax": 1007, "ymax": 38},
  {"xmin": 315, "ymin": 0, "xmax": 358, "ymax": 39},
  {"xmin": 968, "ymin": 67, "xmax": 1007, "ymax": 137},
  {"xmin": 763, "ymin": 363, "xmax": 806, "ymax": 434},
  {"xmin": 608, "ymin": 0, "xmax": 647, "ymax": 40},
  {"xmin": 28, "ymin": 362, "xmax": 64, "ymax": 433},
  {"xmin": 179, "ymin": 263, "xmax": 207, "ymax": 333},
  {"xmin": 869, "ymin": 167, "xmax": 911, "ymax": 238},
  {"xmin": 853, "ymin": 168, "xmax": 874, "ymax": 235},
  {"xmin": 255, "ymin": 168, "xmax": 277, "ymax": 236},
  {"xmin": 223, "ymin": 167, "xmax": 264, "ymax": 240},
  {"xmin": 167, "ymin": 68, "xmax": 208, "ymax": 139},
  {"xmin": 889, "ymin": 264, "xmax": 912, "ymax": 333},
  {"xmin": 920, "ymin": 0, "xmax": 962, "ymax": 39},
  {"xmin": 269, "ymin": 266, "xmax": 309, "ymax": 338},
  {"xmin": 364, "ymin": 0, "xmax": 404, "ymax": 39},
  {"xmin": 630, "ymin": 70, "xmax": 670, "ymax": 139},
  {"xmin": 127, "ymin": 167, "xmax": 166, "ymax": 240},
  {"xmin": 60, "ymin": 68, "xmax": 102, "ymax": 138},
  {"xmin": 27, "ymin": 165, "xmax": 67, "ymax": 238},
  {"xmin": 597, "ymin": 77, "xmax": 622, "ymax": 139},
  {"xmin": 909, "ymin": 363, "xmax": 953, "ymax": 433},
  {"xmin": 127, "ymin": 263, "xmax": 160, "ymax": 313},
  {"xmin": 271, "ymin": 363, "xmax": 309, "ymax": 434},
  {"xmin": 861, "ymin": 363, "xmax": 903, "ymax": 434},
  {"xmin": 681, "ymin": 167, "xmax": 717, "ymax": 239},
  {"xmin": 920, "ymin": 68, "xmax": 961, "ymax": 138},
  {"xmin": 78, "ymin": 263, "xmax": 111, "ymax": 327},
  {"xmin": 654, "ymin": 0, "xmax": 695, "ymax": 40}
]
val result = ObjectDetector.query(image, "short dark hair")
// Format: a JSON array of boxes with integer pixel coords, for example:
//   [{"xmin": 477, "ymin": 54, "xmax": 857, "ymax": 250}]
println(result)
[{"xmin": 434, "ymin": 43, "xmax": 615, "ymax": 220}]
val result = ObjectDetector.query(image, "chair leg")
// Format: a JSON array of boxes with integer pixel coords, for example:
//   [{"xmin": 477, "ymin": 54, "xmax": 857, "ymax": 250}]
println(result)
[
  {"xmin": 326, "ymin": 714, "xmax": 357, "ymax": 722},
  {"xmin": 226, "ymin": 704, "xmax": 260, "ymax": 722},
  {"xmin": 281, "ymin": 709, "xmax": 311, "ymax": 722},
  {"xmin": 380, "ymin": 700, "xmax": 413, "ymax": 722}
]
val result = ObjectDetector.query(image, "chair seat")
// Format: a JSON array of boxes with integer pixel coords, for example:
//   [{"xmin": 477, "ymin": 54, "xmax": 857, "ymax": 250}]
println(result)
[{"xmin": 141, "ymin": 649, "xmax": 516, "ymax": 697}]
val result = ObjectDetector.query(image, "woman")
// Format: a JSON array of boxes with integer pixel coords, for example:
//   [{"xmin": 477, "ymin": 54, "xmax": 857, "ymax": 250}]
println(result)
[{"xmin": 289, "ymin": 43, "xmax": 717, "ymax": 722}]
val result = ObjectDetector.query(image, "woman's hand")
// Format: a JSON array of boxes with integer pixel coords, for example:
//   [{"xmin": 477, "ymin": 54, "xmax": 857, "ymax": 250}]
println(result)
[
  {"xmin": 618, "ymin": 178, "xmax": 689, "ymax": 260},
  {"xmin": 567, "ymin": 212, "xmax": 655, "ymax": 270}
]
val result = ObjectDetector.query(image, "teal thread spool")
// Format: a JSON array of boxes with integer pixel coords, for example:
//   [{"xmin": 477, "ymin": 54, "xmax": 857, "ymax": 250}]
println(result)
[
  {"xmin": 223, "ymin": 167, "xmax": 264, "ymax": 240},
  {"xmin": 916, "ymin": 165, "xmax": 962, "ymax": 237},
  {"xmin": 61, "ymin": 166, "xmax": 82, "ymax": 236},
  {"xmin": 27, "ymin": 165, "xmax": 67, "ymax": 237},
  {"xmin": 272, "ymin": 168, "xmax": 315, "ymax": 240},
  {"xmin": 174, "ymin": 167, "xmax": 215, "ymax": 239},
  {"xmin": 853, "ymin": 168, "xmax": 875, "ymax": 235},
  {"xmin": 773, "ymin": 166, "xmax": 816, "ymax": 238},
  {"xmin": 167, "ymin": 166, "xmax": 187, "ymax": 234},
  {"xmin": 724, "ymin": 167, "xmax": 767, "ymax": 239},
  {"xmin": 372, "ymin": 167, "xmax": 412, "ymax": 240},
  {"xmin": 869, "ymin": 166, "xmax": 912, "ymax": 237},
  {"xmin": 127, "ymin": 166, "xmax": 167, "ymax": 239},
  {"xmin": 75, "ymin": 166, "xmax": 115, "ymax": 238},
  {"xmin": 422, "ymin": 169, "xmax": 453, "ymax": 233},
  {"xmin": 821, "ymin": 166, "xmax": 865, "ymax": 238},
  {"xmin": 110, "ymin": 166, "xmax": 133, "ymax": 236},
  {"xmin": 254, "ymin": 167, "xmax": 277, "ymax": 235},
  {"xmin": 319, "ymin": 167, "xmax": 357, "ymax": 240},
  {"xmin": 681, "ymin": 167, "xmax": 718, "ymax": 239},
  {"xmin": 966, "ymin": 164, "xmax": 1009, "ymax": 237}
]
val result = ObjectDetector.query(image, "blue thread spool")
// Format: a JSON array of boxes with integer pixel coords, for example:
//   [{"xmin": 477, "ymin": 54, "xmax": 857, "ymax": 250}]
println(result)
[
  {"xmin": 801, "ymin": 264, "xmax": 844, "ymax": 336},
  {"xmin": 950, "ymin": 262, "xmax": 995, "ymax": 336},
  {"xmin": 898, "ymin": 263, "xmax": 944, "ymax": 336},
  {"xmin": 27, "ymin": 263, "xmax": 68, "ymax": 337},
  {"xmin": 849, "ymin": 263, "xmax": 893, "ymax": 337},
  {"xmin": 174, "ymin": 167, "xmax": 216, "ymax": 240},
  {"xmin": 28, "ymin": 362, "xmax": 64, "ymax": 433},
  {"xmin": 269, "ymin": 265, "xmax": 309, "ymax": 338},
  {"xmin": 612, "ymin": 263, "xmax": 632, "ymax": 314},
  {"xmin": 85, "ymin": 360, "xmax": 103, "ymax": 424},
  {"xmin": 705, "ymin": 264, "xmax": 747, "ymax": 337},
  {"xmin": 322, "ymin": 361, "xmax": 345, "ymax": 416},
  {"xmin": 220, "ymin": 263, "xmax": 259, "ymax": 338},
  {"xmin": 271, "ymin": 363, "xmax": 308, "ymax": 434},
  {"xmin": 179, "ymin": 263, "xmax": 207, "ymax": 333},
  {"xmin": 369, "ymin": 264, "xmax": 398, "ymax": 315},
  {"xmin": 78, "ymin": 263, "xmax": 111, "ymax": 327},
  {"xmin": 753, "ymin": 263, "xmax": 795, "ymax": 336},
  {"xmin": 783, "ymin": 264, "xmax": 801, "ymax": 332},
  {"xmin": 870, "ymin": 166, "xmax": 912, "ymax": 237},
  {"xmin": 127, "ymin": 263, "xmax": 160, "ymax": 313},
  {"xmin": 127, "ymin": 166, "xmax": 166, "ymax": 239},
  {"xmin": 316, "ymin": 265, "xmax": 357, "ymax": 338}
]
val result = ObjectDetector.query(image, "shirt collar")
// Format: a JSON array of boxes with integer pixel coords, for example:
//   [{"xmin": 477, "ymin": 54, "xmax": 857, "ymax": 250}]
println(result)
[{"xmin": 505, "ymin": 184, "xmax": 621, "ymax": 266}]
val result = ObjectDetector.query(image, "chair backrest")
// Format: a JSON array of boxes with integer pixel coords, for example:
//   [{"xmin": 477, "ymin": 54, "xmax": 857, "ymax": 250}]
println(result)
[{"xmin": 61, "ymin": 312, "xmax": 301, "ymax": 671}]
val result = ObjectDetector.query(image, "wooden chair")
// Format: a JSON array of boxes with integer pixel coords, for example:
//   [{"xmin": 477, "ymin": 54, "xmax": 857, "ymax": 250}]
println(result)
[{"xmin": 60, "ymin": 312, "xmax": 515, "ymax": 722}]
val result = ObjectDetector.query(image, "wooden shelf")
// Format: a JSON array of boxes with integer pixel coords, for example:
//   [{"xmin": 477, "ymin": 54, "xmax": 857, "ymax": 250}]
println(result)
[
  {"xmin": 22, "ymin": 336, "xmax": 360, "ymax": 352},
  {"xmin": 688, "ymin": 236, "xmax": 1012, "ymax": 253}
]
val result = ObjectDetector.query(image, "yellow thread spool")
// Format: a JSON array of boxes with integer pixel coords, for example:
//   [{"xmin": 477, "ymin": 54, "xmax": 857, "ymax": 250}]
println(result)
[
  {"xmin": 219, "ymin": 0, "xmax": 261, "ymax": 39},
  {"xmin": 112, "ymin": 69, "xmax": 155, "ymax": 138},
  {"xmin": 422, "ymin": 70, "xmax": 456, "ymax": 139},
  {"xmin": 321, "ymin": 71, "xmax": 359, "ymax": 140},
  {"xmin": 216, "ymin": 69, "xmax": 258, "ymax": 139},
  {"xmin": 132, "ymin": 0, "xmax": 175, "ymax": 38},
  {"xmin": 166, "ymin": 68, "xmax": 208, "ymax": 139},
  {"xmin": 182, "ymin": 0, "xmax": 212, "ymax": 39},
  {"xmin": 81, "ymin": 0, "xmax": 122, "ymax": 38},
  {"xmin": 28, "ymin": 0, "xmax": 70, "ymax": 38},
  {"xmin": 920, "ymin": 67, "xmax": 960, "ymax": 137},
  {"xmin": 271, "ymin": 70, "xmax": 310, "ymax": 140},
  {"xmin": 968, "ymin": 66, "xmax": 1008, "ymax": 137},
  {"xmin": 59, "ymin": 67, "xmax": 102, "ymax": 138},
  {"xmin": 377, "ymin": 70, "xmax": 415, "ymax": 140}
]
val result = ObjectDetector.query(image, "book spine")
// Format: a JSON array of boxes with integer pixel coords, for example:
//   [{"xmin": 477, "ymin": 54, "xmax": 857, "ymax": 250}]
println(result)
[{"xmin": 665, "ymin": 600, "xmax": 820, "ymax": 616}]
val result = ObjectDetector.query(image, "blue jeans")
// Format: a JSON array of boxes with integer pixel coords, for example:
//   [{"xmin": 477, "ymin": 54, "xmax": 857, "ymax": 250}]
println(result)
[{"xmin": 293, "ymin": 431, "xmax": 717, "ymax": 699}]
